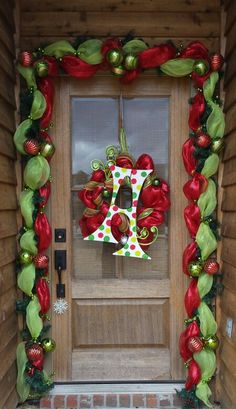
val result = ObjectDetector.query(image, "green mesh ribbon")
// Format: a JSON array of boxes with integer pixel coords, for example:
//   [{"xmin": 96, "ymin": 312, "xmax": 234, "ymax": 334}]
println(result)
[
  {"xmin": 123, "ymin": 39, "xmax": 148, "ymax": 53},
  {"xmin": 201, "ymin": 153, "xmax": 220, "ymax": 178},
  {"xmin": 197, "ymin": 272, "xmax": 213, "ymax": 299},
  {"xmin": 160, "ymin": 58, "xmax": 195, "ymax": 77},
  {"xmin": 197, "ymin": 179, "xmax": 217, "ymax": 218},
  {"xmin": 13, "ymin": 119, "xmax": 33, "ymax": 154},
  {"xmin": 30, "ymin": 90, "xmax": 46, "ymax": 120},
  {"xmin": 24, "ymin": 156, "xmax": 50, "ymax": 190},
  {"xmin": 198, "ymin": 301, "xmax": 217, "ymax": 337},
  {"xmin": 44, "ymin": 40, "xmax": 75, "ymax": 58},
  {"xmin": 194, "ymin": 349, "xmax": 217, "ymax": 407},
  {"xmin": 78, "ymin": 39, "xmax": 103, "ymax": 64},
  {"xmin": 17, "ymin": 64, "xmax": 37, "ymax": 90},
  {"xmin": 20, "ymin": 229, "xmax": 38, "ymax": 255},
  {"xmin": 196, "ymin": 222, "xmax": 217, "ymax": 260},
  {"xmin": 17, "ymin": 263, "xmax": 36, "ymax": 296},
  {"xmin": 16, "ymin": 342, "xmax": 30, "ymax": 402},
  {"xmin": 203, "ymin": 72, "xmax": 219, "ymax": 102},
  {"xmin": 26, "ymin": 296, "xmax": 43, "ymax": 339},
  {"xmin": 206, "ymin": 101, "xmax": 225, "ymax": 139},
  {"xmin": 19, "ymin": 189, "xmax": 35, "ymax": 228}
]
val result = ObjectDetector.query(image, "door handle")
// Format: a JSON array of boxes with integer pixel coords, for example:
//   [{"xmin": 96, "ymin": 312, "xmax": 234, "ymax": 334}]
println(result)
[{"xmin": 54, "ymin": 250, "xmax": 67, "ymax": 298}]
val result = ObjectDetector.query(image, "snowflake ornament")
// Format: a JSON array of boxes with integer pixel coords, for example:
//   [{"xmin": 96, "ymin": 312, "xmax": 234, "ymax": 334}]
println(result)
[{"xmin": 53, "ymin": 298, "xmax": 68, "ymax": 315}]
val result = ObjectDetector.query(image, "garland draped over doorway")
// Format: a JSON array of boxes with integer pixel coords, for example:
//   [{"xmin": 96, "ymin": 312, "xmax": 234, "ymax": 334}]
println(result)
[{"xmin": 14, "ymin": 37, "xmax": 224, "ymax": 408}]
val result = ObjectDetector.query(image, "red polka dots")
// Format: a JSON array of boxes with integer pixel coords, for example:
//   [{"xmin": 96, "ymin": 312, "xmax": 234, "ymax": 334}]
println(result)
[
  {"xmin": 110, "ymin": 165, "xmax": 115, "ymax": 171},
  {"xmin": 129, "ymin": 231, "xmax": 132, "ymax": 237},
  {"xmin": 113, "ymin": 205, "xmax": 118, "ymax": 211},
  {"xmin": 132, "ymin": 169, "xmax": 137, "ymax": 175},
  {"xmin": 130, "ymin": 244, "xmax": 136, "ymax": 250},
  {"xmin": 106, "ymin": 219, "xmax": 111, "ymax": 226},
  {"xmin": 98, "ymin": 232, "xmax": 104, "ymax": 238},
  {"xmin": 133, "ymin": 200, "xmax": 138, "ymax": 206},
  {"xmin": 131, "ymin": 178, "xmax": 137, "ymax": 184},
  {"xmin": 132, "ymin": 212, "xmax": 136, "ymax": 218},
  {"xmin": 118, "ymin": 178, "xmax": 123, "ymax": 185}
]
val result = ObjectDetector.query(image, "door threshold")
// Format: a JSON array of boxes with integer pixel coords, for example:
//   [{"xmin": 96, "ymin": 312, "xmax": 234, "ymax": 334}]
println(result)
[{"xmin": 51, "ymin": 382, "xmax": 184, "ymax": 394}]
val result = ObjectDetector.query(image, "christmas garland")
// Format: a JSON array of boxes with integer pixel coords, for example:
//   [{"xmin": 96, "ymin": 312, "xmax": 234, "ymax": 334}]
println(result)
[{"xmin": 14, "ymin": 37, "xmax": 224, "ymax": 406}]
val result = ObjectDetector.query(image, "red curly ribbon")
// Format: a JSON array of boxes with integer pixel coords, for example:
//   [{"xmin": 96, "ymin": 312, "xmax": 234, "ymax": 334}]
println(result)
[
  {"xmin": 34, "ymin": 213, "xmax": 52, "ymax": 252},
  {"xmin": 184, "ymin": 203, "xmax": 201, "ymax": 238},
  {"xmin": 38, "ymin": 77, "xmax": 54, "ymax": 129},
  {"xmin": 185, "ymin": 359, "xmax": 201, "ymax": 390},
  {"xmin": 180, "ymin": 41, "xmax": 209, "ymax": 61},
  {"xmin": 188, "ymin": 92, "xmax": 205, "ymax": 132},
  {"xmin": 182, "ymin": 138, "xmax": 197, "ymax": 176},
  {"xmin": 183, "ymin": 172, "xmax": 208, "ymax": 201},
  {"xmin": 60, "ymin": 55, "xmax": 100, "ymax": 78},
  {"xmin": 36, "ymin": 277, "xmax": 50, "ymax": 315},
  {"xmin": 139, "ymin": 44, "xmax": 176, "ymax": 69},
  {"xmin": 179, "ymin": 320, "xmax": 201, "ymax": 361},
  {"xmin": 184, "ymin": 279, "xmax": 201, "ymax": 318},
  {"xmin": 182, "ymin": 242, "xmax": 198, "ymax": 276}
]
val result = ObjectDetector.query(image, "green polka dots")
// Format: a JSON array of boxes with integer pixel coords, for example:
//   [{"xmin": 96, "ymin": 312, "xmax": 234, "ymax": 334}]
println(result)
[
  {"xmin": 141, "ymin": 171, "xmax": 147, "ymax": 177},
  {"xmin": 142, "ymin": 254, "xmax": 149, "ymax": 259},
  {"xmin": 125, "ymin": 251, "xmax": 130, "ymax": 257},
  {"xmin": 124, "ymin": 244, "xmax": 129, "ymax": 250},
  {"xmin": 115, "ymin": 171, "xmax": 120, "ymax": 178},
  {"xmin": 127, "ymin": 207, "xmax": 132, "ymax": 212},
  {"xmin": 107, "ymin": 211, "xmax": 111, "ymax": 217},
  {"xmin": 133, "ymin": 192, "xmax": 137, "ymax": 199},
  {"xmin": 88, "ymin": 234, "xmax": 94, "ymax": 240},
  {"xmin": 99, "ymin": 225, "xmax": 105, "ymax": 230},
  {"xmin": 104, "ymin": 236, "xmax": 110, "ymax": 242},
  {"xmin": 132, "ymin": 226, "xmax": 136, "ymax": 232}
]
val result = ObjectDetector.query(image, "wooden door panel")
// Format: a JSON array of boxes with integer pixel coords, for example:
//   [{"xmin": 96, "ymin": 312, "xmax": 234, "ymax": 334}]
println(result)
[
  {"xmin": 51, "ymin": 75, "xmax": 189, "ymax": 381},
  {"xmin": 72, "ymin": 348, "xmax": 170, "ymax": 381},
  {"xmin": 72, "ymin": 299, "xmax": 169, "ymax": 347}
]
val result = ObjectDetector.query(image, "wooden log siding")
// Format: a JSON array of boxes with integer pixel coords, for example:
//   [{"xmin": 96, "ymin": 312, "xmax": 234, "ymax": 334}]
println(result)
[
  {"xmin": 19, "ymin": 0, "xmax": 221, "ymax": 51},
  {"xmin": 0, "ymin": 1, "xmax": 18, "ymax": 408},
  {"xmin": 218, "ymin": 1, "xmax": 236, "ymax": 408}
]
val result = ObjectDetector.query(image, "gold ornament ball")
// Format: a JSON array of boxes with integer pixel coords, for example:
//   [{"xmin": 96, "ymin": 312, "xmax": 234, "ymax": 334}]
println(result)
[
  {"xmin": 41, "ymin": 338, "xmax": 56, "ymax": 353},
  {"xmin": 193, "ymin": 60, "xmax": 210, "ymax": 76},
  {"xmin": 111, "ymin": 65, "xmax": 126, "ymax": 77},
  {"xmin": 211, "ymin": 138, "xmax": 224, "ymax": 154},
  {"xmin": 19, "ymin": 251, "xmax": 32, "ymax": 265},
  {"xmin": 40, "ymin": 142, "xmax": 55, "ymax": 158},
  {"xmin": 35, "ymin": 60, "xmax": 49, "ymax": 77},
  {"xmin": 204, "ymin": 335, "xmax": 219, "ymax": 350},
  {"xmin": 124, "ymin": 53, "xmax": 139, "ymax": 71},
  {"xmin": 107, "ymin": 49, "xmax": 123, "ymax": 67},
  {"xmin": 188, "ymin": 260, "xmax": 203, "ymax": 277}
]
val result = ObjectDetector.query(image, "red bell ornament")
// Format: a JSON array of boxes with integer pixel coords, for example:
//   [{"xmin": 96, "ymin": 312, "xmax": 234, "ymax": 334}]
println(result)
[
  {"xmin": 24, "ymin": 139, "xmax": 40, "ymax": 156},
  {"xmin": 18, "ymin": 51, "xmax": 33, "ymax": 67},
  {"xmin": 210, "ymin": 54, "xmax": 224, "ymax": 71},
  {"xmin": 203, "ymin": 259, "xmax": 219, "ymax": 275},
  {"xmin": 188, "ymin": 336, "xmax": 204, "ymax": 353}
]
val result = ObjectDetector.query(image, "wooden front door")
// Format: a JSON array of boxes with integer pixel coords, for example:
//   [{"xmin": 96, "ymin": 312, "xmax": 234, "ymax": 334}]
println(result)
[{"xmin": 51, "ymin": 75, "xmax": 189, "ymax": 381}]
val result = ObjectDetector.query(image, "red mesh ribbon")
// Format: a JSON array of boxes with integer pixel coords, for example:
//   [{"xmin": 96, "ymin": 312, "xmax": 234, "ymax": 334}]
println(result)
[
  {"xmin": 38, "ymin": 181, "xmax": 51, "ymax": 209},
  {"xmin": 182, "ymin": 241, "xmax": 198, "ymax": 276},
  {"xmin": 42, "ymin": 55, "xmax": 59, "ymax": 77},
  {"xmin": 34, "ymin": 213, "xmax": 52, "ymax": 252},
  {"xmin": 36, "ymin": 277, "xmax": 50, "ymax": 315},
  {"xmin": 191, "ymin": 71, "xmax": 211, "ymax": 88},
  {"xmin": 182, "ymin": 138, "xmax": 197, "ymax": 176},
  {"xmin": 179, "ymin": 320, "xmax": 201, "ymax": 361},
  {"xmin": 183, "ymin": 172, "xmax": 208, "ymax": 201},
  {"xmin": 184, "ymin": 279, "xmax": 201, "ymax": 318},
  {"xmin": 38, "ymin": 78, "xmax": 54, "ymax": 129},
  {"xmin": 60, "ymin": 55, "xmax": 100, "ymax": 78},
  {"xmin": 136, "ymin": 153, "xmax": 154, "ymax": 170},
  {"xmin": 180, "ymin": 41, "xmax": 209, "ymax": 61},
  {"xmin": 139, "ymin": 44, "xmax": 176, "ymax": 69},
  {"xmin": 184, "ymin": 203, "xmax": 201, "ymax": 238},
  {"xmin": 121, "ymin": 69, "xmax": 141, "ymax": 84},
  {"xmin": 185, "ymin": 359, "xmax": 201, "ymax": 390},
  {"xmin": 189, "ymin": 92, "xmax": 205, "ymax": 132}
]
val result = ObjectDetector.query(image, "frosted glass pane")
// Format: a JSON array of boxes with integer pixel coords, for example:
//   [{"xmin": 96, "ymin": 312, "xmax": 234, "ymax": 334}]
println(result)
[{"xmin": 71, "ymin": 97, "xmax": 169, "ymax": 280}]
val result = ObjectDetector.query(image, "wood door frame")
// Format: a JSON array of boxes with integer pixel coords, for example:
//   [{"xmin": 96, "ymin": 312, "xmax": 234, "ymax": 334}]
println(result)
[{"xmin": 50, "ymin": 74, "xmax": 189, "ymax": 381}]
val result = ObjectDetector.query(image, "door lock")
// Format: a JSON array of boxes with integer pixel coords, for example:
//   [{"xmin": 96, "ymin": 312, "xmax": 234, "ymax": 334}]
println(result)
[{"xmin": 54, "ymin": 250, "xmax": 67, "ymax": 298}]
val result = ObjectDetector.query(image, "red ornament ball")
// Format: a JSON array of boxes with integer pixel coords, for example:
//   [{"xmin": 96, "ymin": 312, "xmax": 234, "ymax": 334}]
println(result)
[
  {"xmin": 203, "ymin": 259, "xmax": 219, "ymax": 275},
  {"xmin": 26, "ymin": 344, "xmax": 44, "ymax": 362},
  {"xmin": 34, "ymin": 254, "xmax": 49, "ymax": 269},
  {"xmin": 24, "ymin": 139, "xmax": 40, "ymax": 156},
  {"xmin": 188, "ymin": 336, "xmax": 204, "ymax": 353},
  {"xmin": 195, "ymin": 132, "xmax": 212, "ymax": 148},
  {"xmin": 18, "ymin": 51, "xmax": 33, "ymax": 67},
  {"xmin": 210, "ymin": 54, "xmax": 224, "ymax": 71}
]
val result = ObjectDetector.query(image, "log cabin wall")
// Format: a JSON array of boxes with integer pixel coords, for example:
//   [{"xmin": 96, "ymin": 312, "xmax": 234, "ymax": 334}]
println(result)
[
  {"xmin": 217, "ymin": 1, "xmax": 236, "ymax": 408},
  {"xmin": 0, "ymin": 1, "xmax": 19, "ymax": 409}
]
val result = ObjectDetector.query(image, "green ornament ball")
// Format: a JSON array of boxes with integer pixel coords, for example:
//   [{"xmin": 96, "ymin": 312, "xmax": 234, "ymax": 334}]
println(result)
[
  {"xmin": 204, "ymin": 335, "xmax": 219, "ymax": 350},
  {"xmin": 193, "ymin": 59, "xmax": 210, "ymax": 76},
  {"xmin": 107, "ymin": 48, "xmax": 123, "ymax": 67},
  {"xmin": 41, "ymin": 338, "xmax": 56, "ymax": 353},
  {"xmin": 40, "ymin": 142, "xmax": 55, "ymax": 158},
  {"xmin": 19, "ymin": 250, "xmax": 33, "ymax": 265},
  {"xmin": 111, "ymin": 65, "xmax": 126, "ymax": 77},
  {"xmin": 153, "ymin": 178, "xmax": 161, "ymax": 187},
  {"xmin": 188, "ymin": 260, "xmax": 203, "ymax": 277},
  {"xmin": 211, "ymin": 138, "xmax": 224, "ymax": 154},
  {"xmin": 103, "ymin": 189, "xmax": 110, "ymax": 198},
  {"xmin": 124, "ymin": 53, "xmax": 139, "ymax": 71},
  {"xmin": 35, "ymin": 60, "xmax": 49, "ymax": 78}
]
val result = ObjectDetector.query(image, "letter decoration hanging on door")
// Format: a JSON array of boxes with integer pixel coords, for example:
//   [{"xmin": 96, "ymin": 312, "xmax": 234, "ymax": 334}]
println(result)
[{"xmin": 79, "ymin": 128, "xmax": 170, "ymax": 259}]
